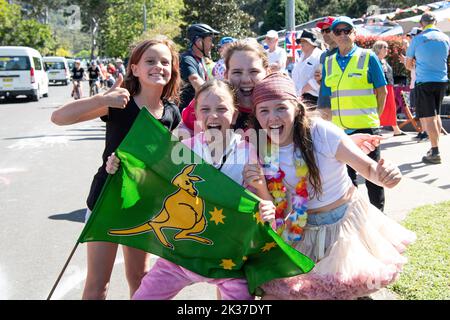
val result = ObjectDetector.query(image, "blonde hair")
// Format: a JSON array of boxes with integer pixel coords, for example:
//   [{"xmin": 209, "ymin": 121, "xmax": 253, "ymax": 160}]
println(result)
[{"xmin": 372, "ymin": 40, "xmax": 388, "ymax": 56}]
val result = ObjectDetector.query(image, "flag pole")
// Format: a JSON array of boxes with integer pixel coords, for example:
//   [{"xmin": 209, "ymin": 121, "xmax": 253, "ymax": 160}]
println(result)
[{"xmin": 47, "ymin": 241, "xmax": 80, "ymax": 300}]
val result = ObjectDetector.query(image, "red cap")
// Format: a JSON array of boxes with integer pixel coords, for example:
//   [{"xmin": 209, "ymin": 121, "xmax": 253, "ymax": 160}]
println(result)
[{"xmin": 316, "ymin": 17, "xmax": 335, "ymax": 29}]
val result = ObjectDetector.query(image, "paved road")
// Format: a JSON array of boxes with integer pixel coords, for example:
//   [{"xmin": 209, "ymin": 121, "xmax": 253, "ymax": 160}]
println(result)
[{"xmin": 1, "ymin": 85, "xmax": 449, "ymax": 300}]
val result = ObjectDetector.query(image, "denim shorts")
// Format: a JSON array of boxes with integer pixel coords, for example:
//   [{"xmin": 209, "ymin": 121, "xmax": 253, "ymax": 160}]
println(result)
[{"xmin": 307, "ymin": 202, "xmax": 349, "ymax": 226}]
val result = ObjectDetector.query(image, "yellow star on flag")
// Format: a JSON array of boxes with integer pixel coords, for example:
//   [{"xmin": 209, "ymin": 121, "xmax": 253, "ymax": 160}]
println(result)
[
  {"xmin": 220, "ymin": 259, "xmax": 236, "ymax": 270},
  {"xmin": 261, "ymin": 242, "xmax": 277, "ymax": 252},
  {"xmin": 209, "ymin": 207, "xmax": 225, "ymax": 225},
  {"xmin": 253, "ymin": 211, "xmax": 265, "ymax": 226}
]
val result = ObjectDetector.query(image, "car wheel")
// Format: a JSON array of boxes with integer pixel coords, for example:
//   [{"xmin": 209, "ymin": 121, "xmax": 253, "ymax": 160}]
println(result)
[
  {"xmin": 32, "ymin": 89, "xmax": 40, "ymax": 102},
  {"xmin": 43, "ymin": 92, "xmax": 49, "ymax": 97}
]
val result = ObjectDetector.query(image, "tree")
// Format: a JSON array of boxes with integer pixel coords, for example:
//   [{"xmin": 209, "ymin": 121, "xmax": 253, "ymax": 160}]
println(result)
[
  {"xmin": 99, "ymin": 0, "xmax": 183, "ymax": 58},
  {"xmin": 9, "ymin": 19, "xmax": 55, "ymax": 55},
  {"xmin": 241, "ymin": 0, "xmax": 271, "ymax": 34},
  {"xmin": 260, "ymin": 0, "xmax": 309, "ymax": 34},
  {"xmin": 0, "ymin": 0, "xmax": 21, "ymax": 45},
  {"xmin": 181, "ymin": 0, "xmax": 255, "ymax": 47},
  {"xmin": 0, "ymin": 0, "xmax": 54, "ymax": 54}
]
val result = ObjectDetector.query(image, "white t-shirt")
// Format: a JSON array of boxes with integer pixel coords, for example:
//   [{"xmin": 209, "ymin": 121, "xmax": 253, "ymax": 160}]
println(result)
[
  {"xmin": 276, "ymin": 118, "xmax": 353, "ymax": 210},
  {"xmin": 291, "ymin": 47, "xmax": 323, "ymax": 96},
  {"xmin": 182, "ymin": 132, "xmax": 257, "ymax": 186},
  {"xmin": 267, "ymin": 46, "xmax": 287, "ymax": 71}
]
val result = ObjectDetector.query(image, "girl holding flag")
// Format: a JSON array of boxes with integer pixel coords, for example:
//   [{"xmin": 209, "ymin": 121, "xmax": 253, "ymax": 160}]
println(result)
[
  {"xmin": 106, "ymin": 79, "xmax": 278, "ymax": 300},
  {"xmin": 51, "ymin": 36, "xmax": 181, "ymax": 299}
]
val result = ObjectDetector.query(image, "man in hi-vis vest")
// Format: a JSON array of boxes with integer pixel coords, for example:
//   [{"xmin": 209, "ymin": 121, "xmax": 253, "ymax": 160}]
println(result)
[{"xmin": 320, "ymin": 16, "xmax": 388, "ymax": 211}]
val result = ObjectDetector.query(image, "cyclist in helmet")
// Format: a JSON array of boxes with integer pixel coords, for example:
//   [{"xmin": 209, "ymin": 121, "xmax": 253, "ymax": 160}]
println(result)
[
  {"xmin": 87, "ymin": 60, "xmax": 103, "ymax": 95},
  {"xmin": 179, "ymin": 23, "xmax": 219, "ymax": 112},
  {"xmin": 71, "ymin": 59, "xmax": 85, "ymax": 99}
]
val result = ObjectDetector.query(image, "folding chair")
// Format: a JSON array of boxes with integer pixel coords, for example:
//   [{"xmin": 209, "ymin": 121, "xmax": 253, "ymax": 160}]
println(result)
[{"xmin": 399, "ymin": 90, "xmax": 422, "ymax": 133}]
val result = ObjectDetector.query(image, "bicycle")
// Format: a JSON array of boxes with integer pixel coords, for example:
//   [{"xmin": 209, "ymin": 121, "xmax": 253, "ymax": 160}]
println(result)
[
  {"xmin": 72, "ymin": 79, "xmax": 82, "ymax": 100},
  {"xmin": 89, "ymin": 79, "xmax": 100, "ymax": 97}
]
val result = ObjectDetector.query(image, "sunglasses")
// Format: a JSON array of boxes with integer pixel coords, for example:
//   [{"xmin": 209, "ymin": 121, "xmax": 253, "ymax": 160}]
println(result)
[
  {"xmin": 321, "ymin": 28, "xmax": 331, "ymax": 34},
  {"xmin": 333, "ymin": 28, "xmax": 353, "ymax": 36}
]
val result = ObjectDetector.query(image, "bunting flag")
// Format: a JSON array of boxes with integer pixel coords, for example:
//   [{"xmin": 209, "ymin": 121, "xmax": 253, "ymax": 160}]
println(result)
[{"xmin": 285, "ymin": 31, "xmax": 302, "ymax": 61}]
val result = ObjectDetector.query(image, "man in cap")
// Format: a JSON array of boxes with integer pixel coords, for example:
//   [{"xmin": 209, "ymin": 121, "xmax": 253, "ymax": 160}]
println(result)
[
  {"xmin": 316, "ymin": 16, "xmax": 338, "ymax": 120},
  {"xmin": 212, "ymin": 36, "xmax": 236, "ymax": 80},
  {"xmin": 179, "ymin": 23, "xmax": 220, "ymax": 112},
  {"xmin": 291, "ymin": 29, "xmax": 323, "ymax": 108},
  {"xmin": 265, "ymin": 30, "xmax": 287, "ymax": 73},
  {"xmin": 321, "ymin": 16, "xmax": 388, "ymax": 212},
  {"xmin": 406, "ymin": 12, "xmax": 450, "ymax": 164}
]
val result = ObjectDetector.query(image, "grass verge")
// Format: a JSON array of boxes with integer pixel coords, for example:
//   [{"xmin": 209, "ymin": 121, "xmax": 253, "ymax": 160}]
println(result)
[{"xmin": 388, "ymin": 201, "xmax": 450, "ymax": 300}]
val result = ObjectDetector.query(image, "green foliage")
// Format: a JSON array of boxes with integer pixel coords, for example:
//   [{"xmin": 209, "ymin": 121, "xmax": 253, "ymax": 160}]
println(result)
[
  {"xmin": 0, "ymin": 0, "xmax": 55, "ymax": 54},
  {"xmin": 181, "ymin": 0, "xmax": 254, "ymax": 47},
  {"xmin": 100, "ymin": 0, "xmax": 183, "ymax": 59},
  {"xmin": 260, "ymin": 0, "xmax": 309, "ymax": 34},
  {"xmin": 241, "ymin": 0, "xmax": 271, "ymax": 34},
  {"xmin": 74, "ymin": 49, "xmax": 90, "ymax": 59},
  {"xmin": 0, "ymin": 0, "xmax": 21, "ymax": 45},
  {"xmin": 388, "ymin": 201, "xmax": 450, "ymax": 300},
  {"xmin": 8, "ymin": 19, "xmax": 55, "ymax": 55}
]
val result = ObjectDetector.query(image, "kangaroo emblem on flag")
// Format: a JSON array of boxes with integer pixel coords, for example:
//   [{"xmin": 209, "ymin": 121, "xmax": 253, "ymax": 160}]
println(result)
[{"xmin": 109, "ymin": 164, "xmax": 213, "ymax": 249}]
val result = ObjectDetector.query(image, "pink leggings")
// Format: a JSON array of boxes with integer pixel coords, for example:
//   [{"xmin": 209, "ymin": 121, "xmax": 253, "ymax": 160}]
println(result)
[{"xmin": 132, "ymin": 258, "xmax": 254, "ymax": 300}]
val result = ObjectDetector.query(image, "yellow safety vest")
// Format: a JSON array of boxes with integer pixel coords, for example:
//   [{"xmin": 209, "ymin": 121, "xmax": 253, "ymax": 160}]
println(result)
[{"xmin": 324, "ymin": 48, "xmax": 380, "ymax": 129}]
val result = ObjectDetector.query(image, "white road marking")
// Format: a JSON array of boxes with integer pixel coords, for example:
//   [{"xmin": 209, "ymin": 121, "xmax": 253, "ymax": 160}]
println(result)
[
  {"xmin": 0, "ymin": 168, "xmax": 26, "ymax": 174},
  {"xmin": 7, "ymin": 136, "xmax": 69, "ymax": 150}
]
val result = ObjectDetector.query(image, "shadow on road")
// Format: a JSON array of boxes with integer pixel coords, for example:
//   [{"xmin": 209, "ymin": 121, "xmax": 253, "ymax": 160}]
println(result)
[
  {"xmin": 0, "ymin": 97, "xmax": 32, "ymax": 104},
  {"xmin": 2, "ymin": 133, "xmax": 104, "ymax": 141},
  {"xmin": 49, "ymin": 208, "xmax": 86, "ymax": 223}
]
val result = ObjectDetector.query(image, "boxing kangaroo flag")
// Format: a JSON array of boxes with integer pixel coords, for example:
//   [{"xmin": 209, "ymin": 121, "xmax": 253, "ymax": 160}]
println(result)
[{"xmin": 78, "ymin": 108, "xmax": 314, "ymax": 294}]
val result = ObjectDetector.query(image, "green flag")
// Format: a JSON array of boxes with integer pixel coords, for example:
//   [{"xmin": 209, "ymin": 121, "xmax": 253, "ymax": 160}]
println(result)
[{"xmin": 78, "ymin": 108, "xmax": 314, "ymax": 294}]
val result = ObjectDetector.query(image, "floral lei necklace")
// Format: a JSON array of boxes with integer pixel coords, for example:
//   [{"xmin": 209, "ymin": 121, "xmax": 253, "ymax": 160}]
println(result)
[{"xmin": 263, "ymin": 144, "xmax": 309, "ymax": 244}]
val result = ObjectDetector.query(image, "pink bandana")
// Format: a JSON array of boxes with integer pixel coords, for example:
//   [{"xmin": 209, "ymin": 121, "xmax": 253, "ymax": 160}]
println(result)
[{"xmin": 251, "ymin": 72, "xmax": 298, "ymax": 106}]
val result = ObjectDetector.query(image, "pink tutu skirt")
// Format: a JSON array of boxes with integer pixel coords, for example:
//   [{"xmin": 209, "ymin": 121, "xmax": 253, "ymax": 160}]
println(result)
[{"xmin": 261, "ymin": 191, "xmax": 416, "ymax": 300}]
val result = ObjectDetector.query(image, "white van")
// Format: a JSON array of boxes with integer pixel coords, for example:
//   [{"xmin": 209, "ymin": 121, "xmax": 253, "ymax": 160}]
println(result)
[
  {"xmin": 0, "ymin": 46, "xmax": 49, "ymax": 101},
  {"xmin": 67, "ymin": 58, "xmax": 75, "ymax": 71},
  {"xmin": 43, "ymin": 56, "xmax": 70, "ymax": 85}
]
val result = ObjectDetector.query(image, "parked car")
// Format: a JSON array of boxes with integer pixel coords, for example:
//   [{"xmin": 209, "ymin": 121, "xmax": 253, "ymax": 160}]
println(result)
[
  {"xmin": 43, "ymin": 56, "xmax": 70, "ymax": 85},
  {"xmin": 67, "ymin": 58, "xmax": 75, "ymax": 71},
  {"xmin": 0, "ymin": 46, "xmax": 49, "ymax": 101}
]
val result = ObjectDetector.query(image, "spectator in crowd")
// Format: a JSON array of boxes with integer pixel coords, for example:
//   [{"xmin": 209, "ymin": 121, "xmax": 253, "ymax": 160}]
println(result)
[
  {"xmin": 321, "ymin": 16, "xmax": 388, "ymax": 211},
  {"xmin": 107, "ymin": 63, "xmax": 116, "ymax": 77},
  {"xmin": 115, "ymin": 58, "xmax": 126, "ymax": 78},
  {"xmin": 204, "ymin": 56, "xmax": 215, "ymax": 79},
  {"xmin": 265, "ymin": 30, "xmax": 287, "ymax": 73},
  {"xmin": 406, "ymin": 12, "xmax": 449, "ymax": 164},
  {"xmin": 212, "ymin": 37, "xmax": 236, "ymax": 80},
  {"xmin": 291, "ymin": 29, "xmax": 323, "ymax": 109},
  {"xmin": 372, "ymin": 40, "xmax": 406, "ymax": 136},
  {"xmin": 401, "ymin": 27, "xmax": 427, "ymax": 140},
  {"xmin": 315, "ymin": 16, "xmax": 338, "ymax": 120}
]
